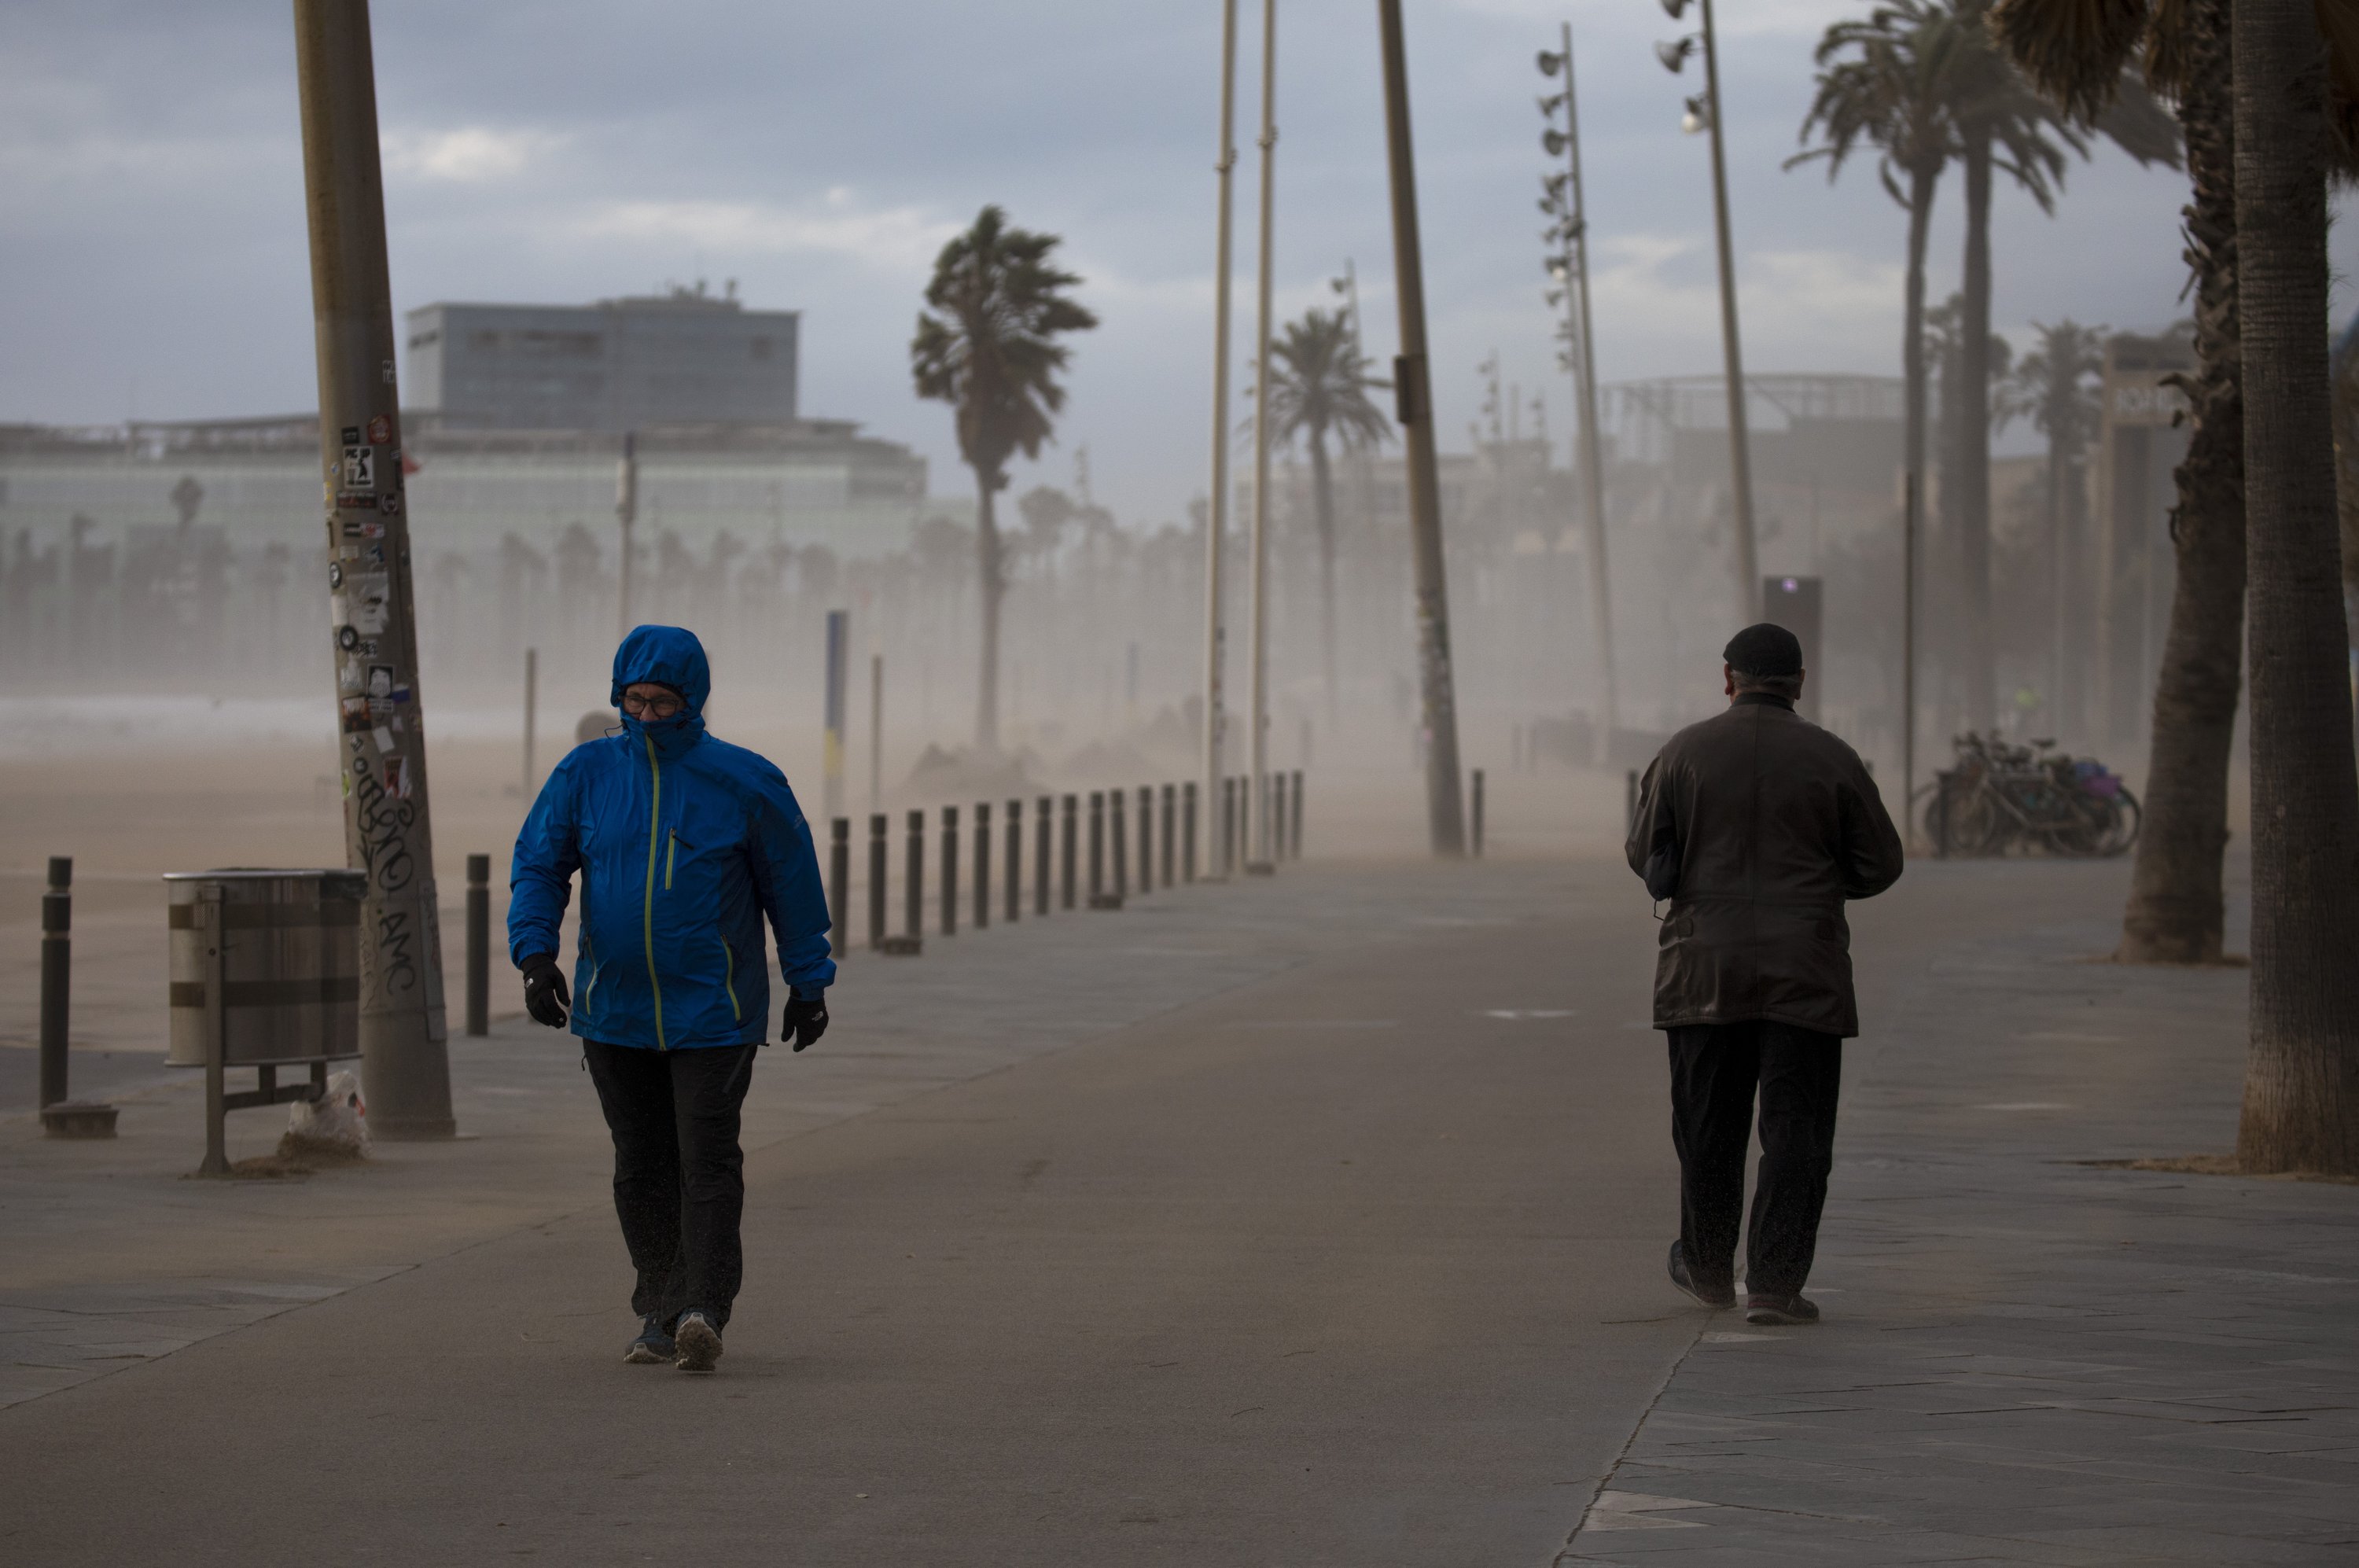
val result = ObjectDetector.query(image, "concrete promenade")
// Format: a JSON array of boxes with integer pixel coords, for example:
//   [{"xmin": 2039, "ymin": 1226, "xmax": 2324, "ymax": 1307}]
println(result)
[{"xmin": 1, "ymin": 849, "xmax": 2352, "ymax": 1564}]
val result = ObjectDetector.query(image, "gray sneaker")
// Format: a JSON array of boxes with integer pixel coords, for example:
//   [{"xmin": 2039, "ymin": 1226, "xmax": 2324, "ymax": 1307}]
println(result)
[
  {"xmin": 673, "ymin": 1309, "xmax": 723, "ymax": 1372},
  {"xmin": 1745, "ymin": 1293, "xmax": 1820, "ymax": 1326},
  {"xmin": 1668, "ymin": 1241, "xmax": 1735, "ymax": 1309},
  {"xmin": 624, "ymin": 1314, "xmax": 675, "ymax": 1364}
]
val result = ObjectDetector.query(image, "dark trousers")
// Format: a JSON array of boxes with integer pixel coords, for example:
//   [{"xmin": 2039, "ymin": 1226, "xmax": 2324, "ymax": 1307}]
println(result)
[
  {"xmin": 1667, "ymin": 1021, "xmax": 1842, "ymax": 1299},
  {"xmin": 583, "ymin": 1040, "xmax": 758, "ymax": 1330}
]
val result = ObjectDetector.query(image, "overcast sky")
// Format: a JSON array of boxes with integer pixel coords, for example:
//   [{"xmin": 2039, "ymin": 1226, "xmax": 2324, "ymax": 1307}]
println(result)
[{"xmin": 4, "ymin": 0, "xmax": 2349, "ymax": 525}]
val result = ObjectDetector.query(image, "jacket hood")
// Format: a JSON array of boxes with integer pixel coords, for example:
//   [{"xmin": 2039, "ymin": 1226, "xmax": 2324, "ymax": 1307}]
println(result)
[{"xmin": 611, "ymin": 624, "xmax": 712, "ymax": 714}]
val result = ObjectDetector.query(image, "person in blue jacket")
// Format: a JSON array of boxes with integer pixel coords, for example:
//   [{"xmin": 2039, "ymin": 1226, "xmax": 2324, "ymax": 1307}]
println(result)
[{"xmin": 510, "ymin": 624, "xmax": 834, "ymax": 1373}]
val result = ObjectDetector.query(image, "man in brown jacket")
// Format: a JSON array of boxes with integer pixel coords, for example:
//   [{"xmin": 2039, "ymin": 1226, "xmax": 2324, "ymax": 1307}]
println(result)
[{"xmin": 1625, "ymin": 623, "xmax": 1904, "ymax": 1325}]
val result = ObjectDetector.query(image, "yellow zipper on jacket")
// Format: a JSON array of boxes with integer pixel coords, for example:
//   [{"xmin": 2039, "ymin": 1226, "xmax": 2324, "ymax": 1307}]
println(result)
[
  {"xmin": 720, "ymin": 939, "xmax": 741, "ymax": 1022},
  {"xmin": 666, "ymin": 830, "xmax": 677, "ymax": 890},
  {"xmin": 641, "ymin": 733, "xmax": 668, "ymax": 1050}
]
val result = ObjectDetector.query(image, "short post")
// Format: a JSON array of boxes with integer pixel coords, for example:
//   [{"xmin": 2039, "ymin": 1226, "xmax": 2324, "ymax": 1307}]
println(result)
[
  {"xmin": 889, "ymin": 808, "xmax": 925, "ymax": 955},
  {"xmin": 1161, "ymin": 783, "xmax": 1178, "ymax": 886},
  {"xmin": 941, "ymin": 805, "xmax": 959, "ymax": 937},
  {"xmin": 1220, "ymin": 777, "xmax": 1236, "ymax": 876},
  {"xmin": 522, "ymin": 647, "xmax": 538, "ymax": 800},
  {"xmin": 464, "ymin": 853, "xmax": 490, "ymax": 1036},
  {"xmin": 1111, "ymin": 789, "xmax": 1129, "ymax": 901},
  {"xmin": 1290, "ymin": 769, "xmax": 1304, "ymax": 859},
  {"xmin": 867, "ymin": 812, "xmax": 888, "ymax": 951},
  {"xmin": 1183, "ymin": 781, "xmax": 1198, "ymax": 882},
  {"xmin": 1625, "ymin": 769, "xmax": 1639, "ymax": 836},
  {"xmin": 829, "ymin": 819, "xmax": 851, "ymax": 960},
  {"xmin": 37, "ymin": 859, "xmax": 109, "ymax": 1133},
  {"xmin": 39, "ymin": 856, "xmax": 73, "ymax": 1114},
  {"xmin": 1136, "ymin": 786, "xmax": 1154, "ymax": 895},
  {"xmin": 1061, "ymin": 794, "xmax": 1079, "ymax": 911},
  {"xmin": 200, "ymin": 885, "xmax": 230, "ymax": 1177},
  {"xmin": 1005, "ymin": 798, "xmax": 1023, "ymax": 923},
  {"xmin": 973, "ymin": 801, "xmax": 991, "ymax": 930},
  {"xmin": 1272, "ymin": 772, "xmax": 1290, "ymax": 861},
  {"xmin": 1035, "ymin": 796, "xmax": 1053, "ymax": 915},
  {"xmin": 1470, "ymin": 769, "xmax": 1486, "ymax": 859},
  {"xmin": 1087, "ymin": 791, "xmax": 1108, "ymax": 907},
  {"xmin": 1935, "ymin": 777, "xmax": 1951, "ymax": 859}
]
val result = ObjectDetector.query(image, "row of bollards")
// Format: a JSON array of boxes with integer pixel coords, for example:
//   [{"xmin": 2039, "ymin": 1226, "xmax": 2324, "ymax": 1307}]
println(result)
[{"xmin": 826, "ymin": 772, "xmax": 1306, "ymax": 959}]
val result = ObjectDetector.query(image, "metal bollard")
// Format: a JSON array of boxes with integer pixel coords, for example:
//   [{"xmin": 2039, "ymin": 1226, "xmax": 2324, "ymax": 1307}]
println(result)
[
  {"xmin": 39, "ymin": 856, "xmax": 70, "ymax": 1110},
  {"xmin": 1005, "ymin": 798, "xmax": 1022, "ymax": 924},
  {"xmin": 974, "ymin": 801, "xmax": 991, "ymax": 930},
  {"xmin": 1220, "ymin": 778, "xmax": 1235, "ymax": 876},
  {"xmin": 1161, "ymin": 783, "xmax": 1177, "ymax": 887},
  {"xmin": 1471, "ymin": 769, "xmax": 1485, "ymax": 859},
  {"xmin": 1183, "ymin": 781, "xmax": 1198, "ymax": 882},
  {"xmin": 886, "ymin": 809, "xmax": 925, "ymax": 955},
  {"xmin": 1036, "ymin": 796, "xmax": 1053, "ymax": 916},
  {"xmin": 465, "ymin": 853, "xmax": 491, "ymax": 1036},
  {"xmin": 1136, "ymin": 786, "xmax": 1153, "ymax": 896},
  {"xmin": 829, "ymin": 819, "xmax": 850, "ymax": 960},
  {"xmin": 1291, "ymin": 769, "xmax": 1304, "ymax": 859},
  {"xmin": 867, "ymin": 813, "xmax": 888, "ymax": 951},
  {"xmin": 941, "ymin": 805, "xmax": 959, "ymax": 937},
  {"xmin": 1110, "ymin": 788, "xmax": 1128, "ymax": 902},
  {"xmin": 1060, "ymin": 794, "xmax": 1079, "ymax": 910},
  {"xmin": 1272, "ymin": 772, "xmax": 1289, "ymax": 861},
  {"xmin": 1087, "ymin": 791, "xmax": 1110, "ymax": 907}
]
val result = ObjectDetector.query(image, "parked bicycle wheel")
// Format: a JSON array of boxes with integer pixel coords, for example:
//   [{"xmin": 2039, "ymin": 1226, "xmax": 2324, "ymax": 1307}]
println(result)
[{"xmin": 2097, "ymin": 787, "xmax": 2142, "ymax": 856}]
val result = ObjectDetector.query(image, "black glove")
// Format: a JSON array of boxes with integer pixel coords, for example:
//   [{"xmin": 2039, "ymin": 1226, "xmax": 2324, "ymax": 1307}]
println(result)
[
  {"xmin": 782, "ymin": 991, "xmax": 829, "ymax": 1052},
  {"xmin": 521, "ymin": 953, "xmax": 570, "ymax": 1029}
]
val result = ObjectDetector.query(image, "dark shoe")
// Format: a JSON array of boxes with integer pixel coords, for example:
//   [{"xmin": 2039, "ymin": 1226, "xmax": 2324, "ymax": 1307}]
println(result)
[
  {"xmin": 1668, "ymin": 1241, "xmax": 1735, "ymax": 1309},
  {"xmin": 674, "ymin": 1309, "xmax": 723, "ymax": 1372},
  {"xmin": 624, "ymin": 1313, "xmax": 675, "ymax": 1364},
  {"xmin": 1745, "ymin": 1292, "xmax": 1820, "ymax": 1325}
]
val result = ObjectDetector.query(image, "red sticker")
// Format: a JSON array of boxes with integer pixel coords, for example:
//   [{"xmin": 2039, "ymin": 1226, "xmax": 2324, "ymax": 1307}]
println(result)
[{"xmin": 367, "ymin": 414, "xmax": 392, "ymax": 445}]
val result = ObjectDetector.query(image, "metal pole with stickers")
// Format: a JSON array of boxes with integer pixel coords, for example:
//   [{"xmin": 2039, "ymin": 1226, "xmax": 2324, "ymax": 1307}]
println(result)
[{"xmin": 294, "ymin": 0, "xmax": 455, "ymax": 1139}]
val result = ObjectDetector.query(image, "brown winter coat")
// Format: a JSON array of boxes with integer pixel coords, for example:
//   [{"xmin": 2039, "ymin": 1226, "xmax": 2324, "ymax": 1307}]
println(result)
[{"xmin": 1625, "ymin": 694, "xmax": 1905, "ymax": 1037}]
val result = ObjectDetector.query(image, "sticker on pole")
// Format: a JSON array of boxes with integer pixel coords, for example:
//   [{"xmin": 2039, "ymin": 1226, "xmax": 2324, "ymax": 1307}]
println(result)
[
  {"xmin": 342, "ymin": 446, "xmax": 375, "ymax": 488},
  {"xmin": 366, "ymin": 414, "xmax": 392, "ymax": 445}
]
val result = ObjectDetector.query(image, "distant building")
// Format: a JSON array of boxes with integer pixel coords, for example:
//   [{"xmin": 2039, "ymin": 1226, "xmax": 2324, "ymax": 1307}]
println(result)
[{"xmin": 405, "ymin": 285, "xmax": 798, "ymax": 432}]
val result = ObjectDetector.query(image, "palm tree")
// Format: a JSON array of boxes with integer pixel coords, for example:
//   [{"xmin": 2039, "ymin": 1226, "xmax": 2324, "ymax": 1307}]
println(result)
[
  {"xmin": 1791, "ymin": 0, "xmax": 1963, "ymax": 786},
  {"xmin": 1997, "ymin": 318, "xmax": 2106, "ymax": 734},
  {"xmin": 1991, "ymin": 0, "xmax": 2244, "ymax": 970},
  {"xmin": 911, "ymin": 206, "xmax": 1097, "ymax": 752},
  {"xmin": 1262, "ymin": 307, "xmax": 1390, "ymax": 721},
  {"xmin": 1993, "ymin": 0, "xmax": 2359, "ymax": 1168}
]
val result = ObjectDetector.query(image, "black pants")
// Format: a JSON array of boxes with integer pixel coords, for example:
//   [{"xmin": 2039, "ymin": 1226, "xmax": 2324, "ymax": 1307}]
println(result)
[
  {"xmin": 583, "ymin": 1040, "xmax": 758, "ymax": 1331},
  {"xmin": 1667, "ymin": 1021, "xmax": 1842, "ymax": 1299}
]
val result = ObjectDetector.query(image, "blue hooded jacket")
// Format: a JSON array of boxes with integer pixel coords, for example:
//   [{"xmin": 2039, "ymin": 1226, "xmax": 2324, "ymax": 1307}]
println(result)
[{"xmin": 509, "ymin": 625, "xmax": 834, "ymax": 1050}]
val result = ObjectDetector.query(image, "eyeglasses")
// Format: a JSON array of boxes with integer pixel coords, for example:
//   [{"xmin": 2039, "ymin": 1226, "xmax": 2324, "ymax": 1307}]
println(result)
[{"xmin": 621, "ymin": 690, "xmax": 683, "ymax": 717}]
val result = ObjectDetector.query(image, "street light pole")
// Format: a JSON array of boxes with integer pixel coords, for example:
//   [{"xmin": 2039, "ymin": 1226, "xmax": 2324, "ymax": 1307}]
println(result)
[
  {"xmin": 1540, "ymin": 21, "xmax": 1617, "ymax": 759},
  {"xmin": 1697, "ymin": 0, "xmax": 1758, "ymax": 612},
  {"xmin": 293, "ymin": 0, "xmax": 454, "ymax": 1139},
  {"xmin": 1246, "ymin": 0, "xmax": 1279, "ymax": 870},
  {"xmin": 1202, "ymin": 0, "xmax": 1241, "ymax": 878},
  {"xmin": 616, "ymin": 430, "xmax": 638, "ymax": 635},
  {"xmin": 1377, "ymin": 0, "xmax": 1467, "ymax": 857}
]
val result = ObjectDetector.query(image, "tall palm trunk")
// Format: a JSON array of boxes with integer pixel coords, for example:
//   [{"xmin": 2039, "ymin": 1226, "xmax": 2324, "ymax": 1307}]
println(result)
[
  {"xmin": 1903, "ymin": 162, "xmax": 1939, "ymax": 793},
  {"xmin": 974, "ymin": 470, "xmax": 1003, "ymax": 753},
  {"xmin": 2234, "ymin": 0, "xmax": 2359, "ymax": 1172},
  {"xmin": 2045, "ymin": 417, "xmax": 2068, "ymax": 733},
  {"xmin": 1959, "ymin": 127, "xmax": 1998, "ymax": 734},
  {"xmin": 1308, "ymin": 424, "xmax": 1338, "ymax": 726},
  {"xmin": 2120, "ymin": 0, "xmax": 2246, "ymax": 963}
]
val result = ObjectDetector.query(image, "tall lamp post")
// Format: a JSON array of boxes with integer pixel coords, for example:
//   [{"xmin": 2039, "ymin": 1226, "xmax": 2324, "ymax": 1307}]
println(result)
[
  {"xmin": 1245, "ymin": 0, "xmax": 1279, "ymax": 872},
  {"xmin": 1377, "ymin": 0, "xmax": 1467, "ymax": 856},
  {"xmin": 293, "ymin": 0, "xmax": 454, "ymax": 1138},
  {"xmin": 1536, "ymin": 23, "xmax": 1617, "ymax": 761},
  {"xmin": 1202, "ymin": 0, "xmax": 1242, "ymax": 878},
  {"xmin": 1655, "ymin": 0, "xmax": 1758, "ymax": 617}
]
